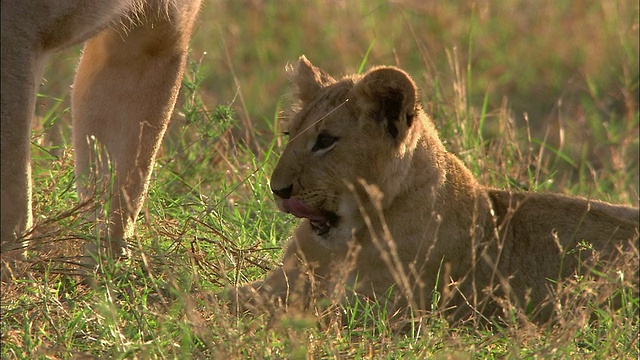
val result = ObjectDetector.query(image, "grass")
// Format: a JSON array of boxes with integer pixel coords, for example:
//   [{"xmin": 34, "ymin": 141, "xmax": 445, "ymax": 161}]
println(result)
[{"xmin": 2, "ymin": 0, "xmax": 639, "ymax": 358}]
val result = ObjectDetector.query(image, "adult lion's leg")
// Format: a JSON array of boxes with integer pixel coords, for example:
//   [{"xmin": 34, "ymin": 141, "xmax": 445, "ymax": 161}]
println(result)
[
  {"xmin": 0, "ymin": 16, "xmax": 46, "ymax": 274},
  {"xmin": 71, "ymin": 1, "xmax": 201, "ymax": 262}
]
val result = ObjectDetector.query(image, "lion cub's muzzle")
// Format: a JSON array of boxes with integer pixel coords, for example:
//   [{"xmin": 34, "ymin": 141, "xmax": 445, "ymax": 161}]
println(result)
[{"xmin": 271, "ymin": 185, "xmax": 339, "ymax": 236}]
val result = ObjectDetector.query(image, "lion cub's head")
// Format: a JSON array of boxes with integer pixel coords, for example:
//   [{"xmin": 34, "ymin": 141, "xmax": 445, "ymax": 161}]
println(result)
[{"xmin": 271, "ymin": 56, "xmax": 436, "ymax": 248}]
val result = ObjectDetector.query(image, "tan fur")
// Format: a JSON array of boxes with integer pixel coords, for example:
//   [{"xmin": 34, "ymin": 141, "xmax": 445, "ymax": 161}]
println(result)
[
  {"xmin": 1, "ymin": 0, "xmax": 201, "ymax": 276},
  {"xmin": 237, "ymin": 56, "xmax": 639, "ymax": 322}
]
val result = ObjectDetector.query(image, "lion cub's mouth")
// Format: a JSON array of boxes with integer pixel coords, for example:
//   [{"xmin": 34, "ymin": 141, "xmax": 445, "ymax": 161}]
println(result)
[{"xmin": 280, "ymin": 198, "xmax": 339, "ymax": 236}]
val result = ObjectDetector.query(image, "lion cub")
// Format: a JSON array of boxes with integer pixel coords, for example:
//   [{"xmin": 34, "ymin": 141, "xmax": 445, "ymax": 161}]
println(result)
[{"xmin": 237, "ymin": 56, "xmax": 639, "ymax": 323}]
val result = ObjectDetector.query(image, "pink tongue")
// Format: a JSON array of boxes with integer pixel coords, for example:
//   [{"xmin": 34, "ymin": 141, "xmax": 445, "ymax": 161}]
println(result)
[{"xmin": 282, "ymin": 198, "xmax": 327, "ymax": 222}]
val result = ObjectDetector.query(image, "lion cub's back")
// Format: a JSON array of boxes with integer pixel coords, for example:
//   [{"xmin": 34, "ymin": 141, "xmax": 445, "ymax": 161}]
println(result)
[
  {"xmin": 489, "ymin": 190, "xmax": 636, "ymax": 284},
  {"xmin": 487, "ymin": 189, "xmax": 638, "ymax": 251},
  {"xmin": 480, "ymin": 189, "xmax": 637, "ymax": 319}
]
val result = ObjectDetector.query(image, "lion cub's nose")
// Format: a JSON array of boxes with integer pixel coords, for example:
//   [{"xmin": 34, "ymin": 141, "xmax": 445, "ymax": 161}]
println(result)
[{"xmin": 272, "ymin": 184, "xmax": 293, "ymax": 199}]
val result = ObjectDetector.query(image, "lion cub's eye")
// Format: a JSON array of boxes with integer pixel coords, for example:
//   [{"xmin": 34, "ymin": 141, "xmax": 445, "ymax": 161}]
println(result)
[{"xmin": 312, "ymin": 132, "xmax": 339, "ymax": 153}]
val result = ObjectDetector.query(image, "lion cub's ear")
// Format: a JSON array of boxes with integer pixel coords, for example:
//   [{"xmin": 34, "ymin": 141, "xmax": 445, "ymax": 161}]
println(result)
[
  {"xmin": 288, "ymin": 55, "xmax": 336, "ymax": 104},
  {"xmin": 353, "ymin": 66, "xmax": 418, "ymax": 141}
]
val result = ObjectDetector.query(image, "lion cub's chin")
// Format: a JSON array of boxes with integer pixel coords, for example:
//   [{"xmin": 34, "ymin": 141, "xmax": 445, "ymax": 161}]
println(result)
[{"xmin": 311, "ymin": 198, "xmax": 364, "ymax": 249}]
